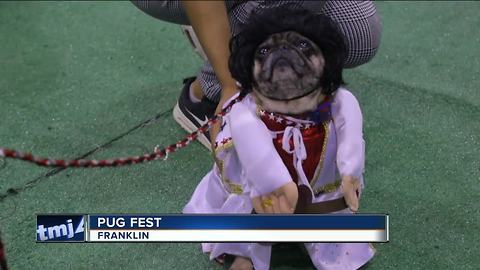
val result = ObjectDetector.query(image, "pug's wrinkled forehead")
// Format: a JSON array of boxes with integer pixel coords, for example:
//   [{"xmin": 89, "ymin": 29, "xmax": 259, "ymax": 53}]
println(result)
[{"xmin": 252, "ymin": 31, "xmax": 325, "ymax": 102}]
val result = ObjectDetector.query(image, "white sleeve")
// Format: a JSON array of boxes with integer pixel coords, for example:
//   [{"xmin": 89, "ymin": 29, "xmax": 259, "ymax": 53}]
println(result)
[
  {"xmin": 332, "ymin": 89, "xmax": 365, "ymax": 179},
  {"xmin": 228, "ymin": 102, "xmax": 292, "ymax": 197}
]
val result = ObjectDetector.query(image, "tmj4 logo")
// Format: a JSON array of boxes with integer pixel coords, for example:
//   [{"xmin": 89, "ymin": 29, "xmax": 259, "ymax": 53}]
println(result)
[{"xmin": 37, "ymin": 217, "xmax": 84, "ymax": 240}]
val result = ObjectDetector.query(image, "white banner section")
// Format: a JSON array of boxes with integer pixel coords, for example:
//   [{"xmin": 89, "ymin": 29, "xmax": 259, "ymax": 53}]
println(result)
[{"xmin": 88, "ymin": 229, "xmax": 387, "ymax": 242}]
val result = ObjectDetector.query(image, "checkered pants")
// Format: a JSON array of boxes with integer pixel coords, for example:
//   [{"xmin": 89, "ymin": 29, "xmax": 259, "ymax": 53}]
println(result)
[{"xmin": 132, "ymin": 1, "xmax": 381, "ymax": 102}]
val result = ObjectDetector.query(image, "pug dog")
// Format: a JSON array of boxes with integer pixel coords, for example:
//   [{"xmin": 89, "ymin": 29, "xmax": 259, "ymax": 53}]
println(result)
[
  {"xmin": 229, "ymin": 7, "xmax": 362, "ymax": 216},
  {"xmin": 184, "ymin": 8, "xmax": 373, "ymax": 270}
]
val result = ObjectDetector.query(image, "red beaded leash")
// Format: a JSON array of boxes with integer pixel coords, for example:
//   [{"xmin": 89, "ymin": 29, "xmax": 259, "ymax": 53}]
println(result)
[{"xmin": 0, "ymin": 95, "xmax": 244, "ymax": 168}]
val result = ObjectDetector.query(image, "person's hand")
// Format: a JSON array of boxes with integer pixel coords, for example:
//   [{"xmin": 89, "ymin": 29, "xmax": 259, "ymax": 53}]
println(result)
[
  {"xmin": 209, "ymin": 86, "xmax": 239, "ymax": 152},
  {"xmin": 251, "ymin": 181, "xmax": 298, "ymax": 214},
  {"xmin": 341, "ymin": 175, "xmax": 361, "ymax": 212}
]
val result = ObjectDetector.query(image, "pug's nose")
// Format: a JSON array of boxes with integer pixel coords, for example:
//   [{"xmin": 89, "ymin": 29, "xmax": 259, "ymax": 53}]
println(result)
[{"xmin": 276, "ymin": 58, "xmax": 289, "ymax": 66}]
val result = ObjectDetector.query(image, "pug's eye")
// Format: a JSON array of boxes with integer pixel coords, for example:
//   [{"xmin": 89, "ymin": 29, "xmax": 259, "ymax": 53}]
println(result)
[
  {"xmin": 297, "ymin": 40, "xmax": 311, "ymax": 50},
  {"xmin": 257, "ymin": 46, "xmax": 270, "ymax": 55}
]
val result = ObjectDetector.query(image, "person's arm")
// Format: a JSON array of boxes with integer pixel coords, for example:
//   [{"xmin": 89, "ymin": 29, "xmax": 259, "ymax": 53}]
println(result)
[{"xmin": 182, "ymin": 1, "xmax": 239, "ymax": 147}]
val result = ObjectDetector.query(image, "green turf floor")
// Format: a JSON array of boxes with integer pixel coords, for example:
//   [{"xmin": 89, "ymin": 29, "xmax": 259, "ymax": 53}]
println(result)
[{"xmin": 0, "ymin": 1, "xmax": 479, "ymax": 269}]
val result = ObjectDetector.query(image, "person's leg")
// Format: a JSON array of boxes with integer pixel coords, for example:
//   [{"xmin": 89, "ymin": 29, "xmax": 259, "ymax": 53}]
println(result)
[{"xmin": 321, "ymin": 1, "xmax": 382, "ymax": 68}]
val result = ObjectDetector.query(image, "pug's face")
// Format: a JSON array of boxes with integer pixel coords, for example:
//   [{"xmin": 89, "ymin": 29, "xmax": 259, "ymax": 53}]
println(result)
[{"xmin": 252, "ymin": 31, "xmax": 325, "ymax": 110}]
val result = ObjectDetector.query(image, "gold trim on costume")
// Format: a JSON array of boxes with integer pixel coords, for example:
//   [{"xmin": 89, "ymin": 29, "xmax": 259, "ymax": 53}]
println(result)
[
  {"xmin": 313, "ymin": 179, "xmax": 341, "ymax": 195},
  {"xmin": 227, "ymin": 181, "xmax": 244, "ymax": 194},
  {"xmin": 214, "ymin": 150, "xmax": 244, "ymax": 195},
  {"xmin": 310, "ymin": 121, "xmax": 330, "ymax": 189}
]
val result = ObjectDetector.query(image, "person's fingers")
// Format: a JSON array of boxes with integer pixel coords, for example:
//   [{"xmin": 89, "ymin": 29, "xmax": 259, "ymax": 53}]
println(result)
[
  {"xmin": 341, "ymin": 176, "xmax": 361, "ymax": 212},
  {"xmin": 279, "ymin": 182, "xmax": 298, "ymax": 210},
  {"xmin": 270, "ymin": 195, "xmax": 281, "ymax": 213},
  {"xmin": 347, "ymin": 196, "xmax": 359, "ymax": 212},
  {"xmin": 251, "ymin": 197, "xmax": 265, "ymax": 214},
  {"xmin": 209, "ymin": 105, "xmax": 223, "ymax": 152},
  {"xmin": 343, "ymin": 186, "xmax": 359, "ymax": 212},
  {"xmin": 278, "ymin": 194, "xmax": 295, "ymax": 214}
]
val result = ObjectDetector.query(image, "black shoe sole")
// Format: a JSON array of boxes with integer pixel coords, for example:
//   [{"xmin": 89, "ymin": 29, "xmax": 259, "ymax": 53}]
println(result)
[{"xmin": 173, "ymin": 101, "xmax": 212, "ymax": 150}]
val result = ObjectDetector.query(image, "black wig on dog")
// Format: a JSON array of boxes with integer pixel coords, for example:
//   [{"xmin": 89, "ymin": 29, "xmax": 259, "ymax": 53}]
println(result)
[{"xmin": 229, "ymin": 8, "xmax": 346, "ymax": 96}]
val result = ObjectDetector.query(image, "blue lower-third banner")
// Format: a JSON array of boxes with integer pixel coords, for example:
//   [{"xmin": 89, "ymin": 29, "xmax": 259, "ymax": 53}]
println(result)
[
  {"xmin": 36, "ymin": 214, "xmax": 388, "ymax": 243},
  {"xmin": 87, "ymin": 214, "xmax": 389, "ymax": 243}
]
